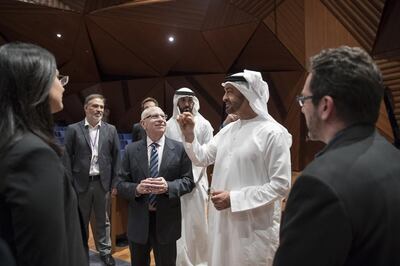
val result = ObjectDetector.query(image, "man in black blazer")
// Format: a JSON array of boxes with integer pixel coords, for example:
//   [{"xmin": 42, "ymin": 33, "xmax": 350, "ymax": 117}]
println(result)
[
  {"xmin": 116, "ymin": 106, "xmax": 195, "ymax": 266},
  {"xmin": 65, "ymin": 94, "xmax": 120, "ymax": 266},
  {"xmin": 273, "ymin": 46, "xmax": 400, "ymax": 266},
  {"xmin": 132, "ymin": 97, "xmax": 158, "ymax": 141}
]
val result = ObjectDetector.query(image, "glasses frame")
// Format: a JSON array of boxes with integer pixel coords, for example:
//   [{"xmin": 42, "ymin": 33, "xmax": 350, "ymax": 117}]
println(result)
[
  {"xmin": 143, "ymin": 114, "xmax": 168, "ymax": 120},
  {"xmin": 57, "ymin": 74, "xmax": 69, "ymax": 86},
  {"xmin": 296, "ymin": 95, "xmax": 314, "ymax": 107}
]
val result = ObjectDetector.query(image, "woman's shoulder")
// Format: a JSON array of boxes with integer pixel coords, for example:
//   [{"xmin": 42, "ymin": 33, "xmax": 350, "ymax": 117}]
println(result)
[{"xmin": 4, "ymin": 133, "xmax": 58, "ymax": 166}]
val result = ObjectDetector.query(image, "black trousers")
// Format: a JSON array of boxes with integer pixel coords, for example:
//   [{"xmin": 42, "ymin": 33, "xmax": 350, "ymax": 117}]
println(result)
[{"xmin": 129, "ymin": 212, "xmax": 177, "ymax": 266}]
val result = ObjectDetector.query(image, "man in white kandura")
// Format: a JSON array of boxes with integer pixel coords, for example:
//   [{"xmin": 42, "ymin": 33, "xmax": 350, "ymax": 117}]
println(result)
[
  {"xmin": 177, "ymin": 70, "xmax": 292, "ymax": 266},
  {"xmin": 166, "ymin": 87, "xmax": 213, "ymax": 266}
]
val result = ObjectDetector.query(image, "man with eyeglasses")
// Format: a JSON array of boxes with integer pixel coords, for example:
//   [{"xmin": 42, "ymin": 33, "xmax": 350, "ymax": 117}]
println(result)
[
  {"xmin": 165, "ymin": 87, "xmax": 214, "ymax": 266},
  {"xmin": 132, "ymin": 97, "xmax": 159, "ymax": 141},
  {"xmin": 273, "ymin": 46, "xmax": 400, "ymax": 266},
  {"xmin": 115, "ymin": 106, "xmax": 195, "ymax": 266},
  {"xmin": 64, "ymin": 94, "xmax": 121, "ymax": 266},
  {"xmin": 177, "ymin": 70, "xmax": 292, "ymax": 266}
]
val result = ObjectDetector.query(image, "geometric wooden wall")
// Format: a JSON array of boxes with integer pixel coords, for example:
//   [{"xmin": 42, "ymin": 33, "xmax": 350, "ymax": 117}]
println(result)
[{"xmin": 0, "ymin": 0, "xmax": 393, "ymax": 171}]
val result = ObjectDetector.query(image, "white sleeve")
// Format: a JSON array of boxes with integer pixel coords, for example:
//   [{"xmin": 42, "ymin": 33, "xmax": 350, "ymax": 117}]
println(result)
[
  {"xmin": 230, "ymin": 131, "xmax": 292, "ymax": 212},
  {"xmin": 184, "ymin": 130, "xmax": 219, "ymax": 167}
]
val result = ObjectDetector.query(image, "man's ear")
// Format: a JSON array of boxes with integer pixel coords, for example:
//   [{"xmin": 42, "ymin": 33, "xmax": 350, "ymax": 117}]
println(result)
[
  {"xmin": 140, "ymin": 120, "xmax": 145, "ymax": 129},
  {"xmin": 318, "ymin": 96, "xmax": 335, "ymax": 121}
]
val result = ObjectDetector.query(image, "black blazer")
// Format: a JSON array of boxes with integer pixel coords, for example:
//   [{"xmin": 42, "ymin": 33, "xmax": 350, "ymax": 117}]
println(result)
[
  {"xmin": 115, "ymin": 137, "xmax": 194, "ymax": 244},
  {"xmin": 274, "ymin": 125, "xmax": 400, "ymax": 266},
  {"xmin": 0, "ymin": 133, "xmax": 87, "ymax": 266},
  {"xmin": 64, "ymin": 120, "xmax": 121, "ymax": 193},
  {"xmin": 132, "ymin": 122, "xmax": 146, "ymax": 141}
]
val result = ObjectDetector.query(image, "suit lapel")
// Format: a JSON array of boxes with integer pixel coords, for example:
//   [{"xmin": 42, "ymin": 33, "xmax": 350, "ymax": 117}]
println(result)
[
  {"xmin": 159, "ymin": 138, "xmax": 175, "ymax": 176},
  {"xmin": 79, "ymin": 120, "xmax": 91, "ymax": 149},
  {"xmin": 137, "ymin": 139, "xmax": 149, "ymax": 176},
  {"xmin": 98, "ymin": 123, "xmax": 105, "ymax": 153}
]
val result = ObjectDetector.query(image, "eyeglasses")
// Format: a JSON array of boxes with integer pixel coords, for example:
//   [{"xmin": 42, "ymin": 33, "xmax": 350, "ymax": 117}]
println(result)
[
  {"xmin": 296, "ymin": 95, "xmax": 314, "ymax": 107},
  {"xmin": 57, "ymin": 74, "xmax": 69, "ymax": 86},
  {"xmin": 144, "ymin": 114, "xmax": 168, "ymax": 120}
]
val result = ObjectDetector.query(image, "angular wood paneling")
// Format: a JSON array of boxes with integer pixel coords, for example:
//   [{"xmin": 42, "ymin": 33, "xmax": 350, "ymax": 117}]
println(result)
[
  {"xmin": 305, "ymin": 0, "xmax": 359, "ymax": 60},
  {"xmin": 86, "ymin": 17, "xmax": 160, "ymax": 77},
  {"xmin": 91, "ymin": 0, "xmax": 209, "ymax": 30},
  {"xmin": 202, "ymin": 0, "xmax": 257, "ymax": 30},
  {"xmin": 60, "ymin": 20, "xmax": 100, "ymax": 83},
  {"xmin": 321, "ymin": 0, "xmax": 385, "ymax": 52},
  {"xmin": 203, "ymin": 21, "xmax": 258, "ymax": 71},
  {"xmin": 234, "ymin": 23, "xmax": 303, "ymax": 72},
  {"xmin": 0, "ymin": 2, "xmax": 81, "ymax": 66},
  {"xmin": 230, "ymin": 0, "xmax": 283, "ymax": 19},
  {"xmin": 264, "ymin": 0, "xmax": 305, "ymax": 67},
  {"xmin": 372, "ymin": 0, "xmax": 400, "ymax": 60}
]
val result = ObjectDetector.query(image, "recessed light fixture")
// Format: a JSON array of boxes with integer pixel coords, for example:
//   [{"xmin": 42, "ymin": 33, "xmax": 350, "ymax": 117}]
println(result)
[
  {"xmin": 168, "ymin": 36, "xmax": 175, "ymax": 43},
  {"xmin": 56, "ymin": 33, "xmax": 62, "ymax": 38}
]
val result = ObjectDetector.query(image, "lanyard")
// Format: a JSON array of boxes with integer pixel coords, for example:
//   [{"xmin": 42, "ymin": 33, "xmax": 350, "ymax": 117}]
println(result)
[{"xmin": 89, "ymin": 127, "xmax": 99, "ymax": 152}]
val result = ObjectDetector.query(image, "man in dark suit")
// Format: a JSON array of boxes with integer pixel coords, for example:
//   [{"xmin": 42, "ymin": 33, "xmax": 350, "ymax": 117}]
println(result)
[
  {"xmin": 116, "ymin": 106, "xmax": 195, "ymax": 266},
  {"xmin": 65, "ymin": 94, "xmax": 120, "ymax": 266},
  {"xmin": 132, "ymin": 97, "xmax": 158, "ymax": 141},
  {"xmin": 273, "ymin": 46, "xmax": 400, "ymax": 266}
]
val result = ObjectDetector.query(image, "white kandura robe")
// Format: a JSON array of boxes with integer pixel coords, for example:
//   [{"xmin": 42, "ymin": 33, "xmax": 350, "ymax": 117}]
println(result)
[
  {"xmin": 184, "ymin": 116, "xmax": 292, "ymax": 266},
  {"xmin": 166, "ymin": 115, "xmax": 214, "ymax": 266}
]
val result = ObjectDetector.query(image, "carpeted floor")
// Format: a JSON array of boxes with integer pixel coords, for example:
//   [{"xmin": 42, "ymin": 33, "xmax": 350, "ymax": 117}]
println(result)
[{"xmin": 89, "ymin": 250, "xmax": 130, "ymax": 266}]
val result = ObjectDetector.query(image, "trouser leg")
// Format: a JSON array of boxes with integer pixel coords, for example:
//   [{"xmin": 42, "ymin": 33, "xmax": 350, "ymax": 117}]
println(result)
[{"xmin": 92, "ymin": 180, "xmax": 111, "ymax": 255}]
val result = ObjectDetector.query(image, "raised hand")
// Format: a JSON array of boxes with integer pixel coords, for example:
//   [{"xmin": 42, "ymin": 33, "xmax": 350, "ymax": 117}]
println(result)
[{"xmin": 177, "ymin": 112, "xmax": 195, "ymax": 142}]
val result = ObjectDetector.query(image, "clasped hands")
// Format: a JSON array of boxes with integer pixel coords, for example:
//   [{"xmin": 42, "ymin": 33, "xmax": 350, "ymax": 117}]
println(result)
[{"xmin": 136, "ymin": 177, "xmax": 168, "ymax": 195}]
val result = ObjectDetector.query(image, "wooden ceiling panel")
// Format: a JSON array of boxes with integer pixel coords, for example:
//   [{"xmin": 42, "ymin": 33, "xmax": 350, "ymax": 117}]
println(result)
[
  {"xmin": 233, "ymin": 23, "xmax": 303, "ymax": 72},
  {"xmin": 0, "ymin": 4, "xmax": 81, "ymax": 66},
  {"xmin": 321, "ymin": 0, "xmax": 385, "ymax": 51},
  {"xmin": 230, "ymin": 0, "xmax": 283, "ymax": 19},
  {"xmin": 60, "ymin": 20, "xmax": 100, "ymax": 83},
  {"xmin": 202, "ymin": 0, "xmax": 256, "ymax": 30},
  {"xmin": 88, "ymin": 15, "xmax": 188, "ymax": 75},
  {"xmin": 86, "ymin": 17, "xmax": 159, "ymax": 77},
  {"xmin": 203, "ymin": 21, "xmax": 258, "ymax": 71},
  {"xmin": 91, "ymin": 0, "xmax": 209, "ymax": 30},
  {"xmin": 169, "ymin": 32, "xmax": 224, "ymax": 73},
  {"xmin": 265, "ymin": 0, "xmax": 305, "ymax": 67},
  {"xmin": 14, "ymin": 0, "xmax": 75, "ymax": 11}
]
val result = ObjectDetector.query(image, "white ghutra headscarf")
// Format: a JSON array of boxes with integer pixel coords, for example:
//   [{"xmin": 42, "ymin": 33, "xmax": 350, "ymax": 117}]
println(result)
[{"xmin": 222, "ymin": 69, "xmax": 292, "ymax": 144}]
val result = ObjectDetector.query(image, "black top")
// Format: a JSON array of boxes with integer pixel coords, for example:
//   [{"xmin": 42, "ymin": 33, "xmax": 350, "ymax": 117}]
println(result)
[
  {"xmin": 0, "ymin": 133, "xmax": 88, "ymax": 266},
  {"xmin": 274, "ymin": 124, "xmax": 400, "ymax": 266}
]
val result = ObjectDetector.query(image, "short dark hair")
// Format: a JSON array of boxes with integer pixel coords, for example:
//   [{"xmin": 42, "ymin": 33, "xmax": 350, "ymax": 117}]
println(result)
[
  {"xmin": 309, "ymin": 46, "xmax": 383, "ymax": 125},
  {"xmin": 84, "ymin": 93, "xmax": 105, "ymax": 106},
  {"xmin": 141, "ymin": 97, "xmax": 158, "ymax": 111},
  {"xmin": 0, "ymin": 42, "xmax": 61, "ymax": 155}
]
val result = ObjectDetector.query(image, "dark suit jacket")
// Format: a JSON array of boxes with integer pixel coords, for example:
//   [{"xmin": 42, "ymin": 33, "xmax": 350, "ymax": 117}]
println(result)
[
  {"xmin": 115, "ymin": 137, "xmax": 195, "ymax": 244},
  {"xmin": 274, "ymin": 125, "xmax": 400, "ymax": 266},
  {"xmin": 64, "ymin": 120, "xmax": 120, "ymax": 193},
  {"xmin": 0, "ymin": 133, "xmax": 87, "ymax": 266},
  {"xmin": 132, "ymin": 122, "xmax": 146, "ymax": 141}
]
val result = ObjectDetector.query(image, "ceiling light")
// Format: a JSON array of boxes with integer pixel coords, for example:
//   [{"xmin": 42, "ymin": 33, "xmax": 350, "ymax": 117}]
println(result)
[
  {"xmin": 56, "ymin": 33, "xmax": 62, "ymax": 38},
  {"xmin": 168, "ymin": 36, "xmax": 175, "ymax": 43}
]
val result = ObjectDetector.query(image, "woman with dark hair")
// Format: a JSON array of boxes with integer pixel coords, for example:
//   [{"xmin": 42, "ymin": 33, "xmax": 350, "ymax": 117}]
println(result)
[{"xmin": 0, "ymin": 42, "xmax": 88, "ymax": 266}]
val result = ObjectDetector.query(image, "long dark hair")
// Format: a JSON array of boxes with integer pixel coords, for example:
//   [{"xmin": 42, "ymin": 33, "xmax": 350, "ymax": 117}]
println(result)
[{"xmin": 0, "ymin": 42, "xmax": 62, "ymax": 155}]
